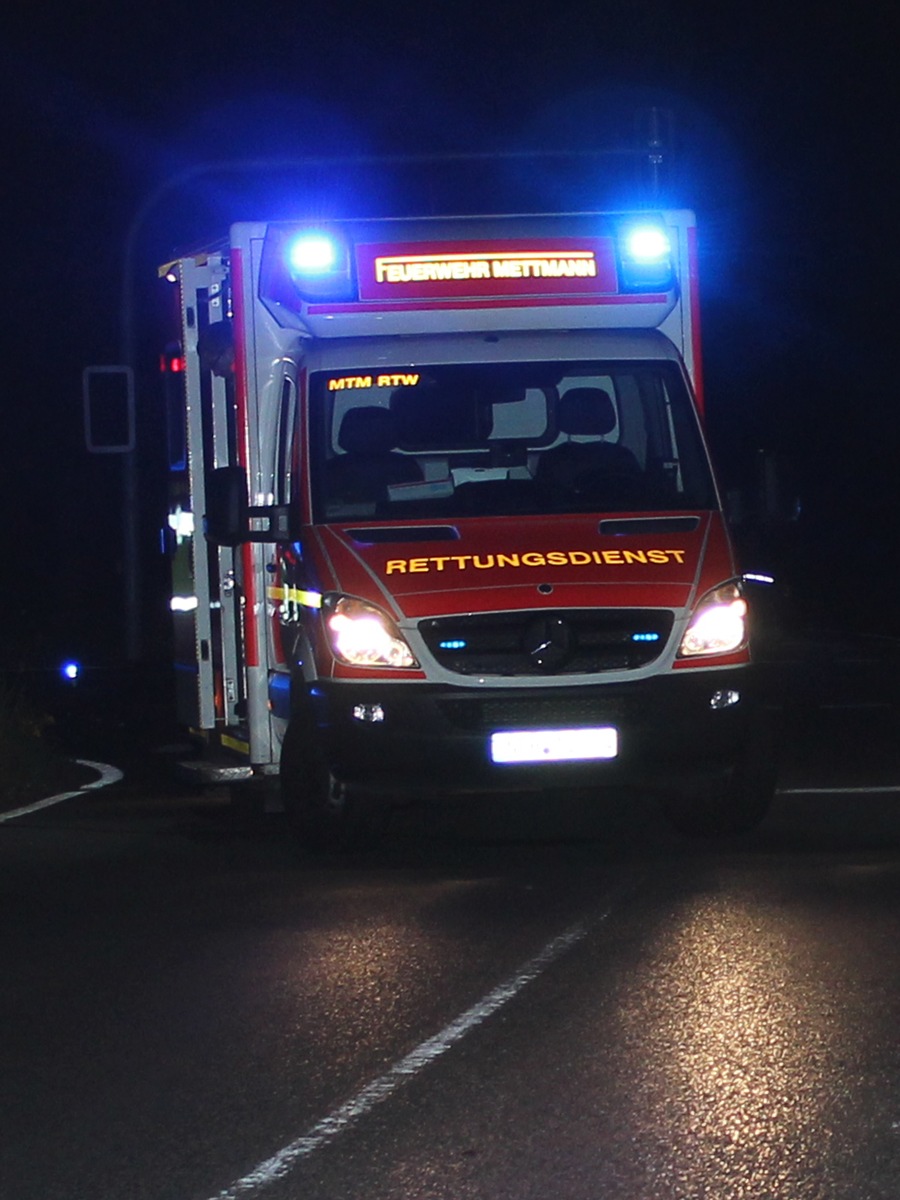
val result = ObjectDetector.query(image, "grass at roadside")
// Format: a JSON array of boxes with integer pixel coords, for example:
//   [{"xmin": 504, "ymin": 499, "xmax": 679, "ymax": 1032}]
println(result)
[
  {"xmin": 1, "ymin": 658, "xmax": 183, "ymax": 816},
  {"xmin": 0, "ymin": 678, "xmax": 88, "ymax": 811}
]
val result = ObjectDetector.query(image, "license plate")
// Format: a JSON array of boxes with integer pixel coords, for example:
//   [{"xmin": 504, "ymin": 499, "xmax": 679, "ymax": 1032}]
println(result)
[{"xmin": 490, "ymin": 726, "xmax": 618, "ymax": 765}]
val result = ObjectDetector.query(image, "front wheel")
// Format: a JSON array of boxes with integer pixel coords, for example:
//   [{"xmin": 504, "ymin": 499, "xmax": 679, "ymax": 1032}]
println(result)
[
  {"xmin": 660, "ymin": 764, "xmax": 774, "ymax": 838},
  {"xmin": 280, "ymin": 717, "xmax": 387, "ymax": 853},
  {"xmin": 659, "ymin": 720, "xmax": 778, "ymax": 838}
]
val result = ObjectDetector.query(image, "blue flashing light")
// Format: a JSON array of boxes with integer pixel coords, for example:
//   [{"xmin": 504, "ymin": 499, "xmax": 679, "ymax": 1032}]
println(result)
[
  {"xmin": 439, "ymin": 639, "xmax": 467, "ymax": 651},
  {"xmin": 631, "ymin": 632, "xmax": 660, "ymax": 643},
  {"xmin": 272, "ymin": 225, "xmax": 354, "ymax": 302},
  {"xmin": 288, "ymin": 232, "xmax": 339, "ymax": 275},
  {"xmin": 616, "ymin": 220, "xmax": 675, "ymax": 292},
  {"xmin": 625, "ymin": 226, "xmax": 671, "ymax": 263},
  {"xmin": 61, "ymin": 660, "xmax": 81, "ymax": 682}
]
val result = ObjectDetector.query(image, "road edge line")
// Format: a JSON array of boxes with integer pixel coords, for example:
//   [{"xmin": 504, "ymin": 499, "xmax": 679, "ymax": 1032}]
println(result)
[
  {"xmin": 208, "ymin": 898, "xmax": 625, "ymax": 1199},
  {"xmin": 0, "ymin": 760, "xmax": 124, "ymax": 824}
]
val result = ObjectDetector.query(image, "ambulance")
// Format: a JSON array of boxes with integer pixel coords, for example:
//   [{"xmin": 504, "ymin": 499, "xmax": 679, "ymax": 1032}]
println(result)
[{"xmin": 163, "ymin": 210, "xmax": 776, "ymax": 847}]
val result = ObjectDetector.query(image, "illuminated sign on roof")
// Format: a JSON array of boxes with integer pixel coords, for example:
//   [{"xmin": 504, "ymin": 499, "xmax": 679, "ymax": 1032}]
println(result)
[
  {"xmin": 374, "ymin": 250, "xmax": 599, "ymax": 285},
  {"xmin": 356, "ymin": 238, "xmax": 620, "ymax": 302}
]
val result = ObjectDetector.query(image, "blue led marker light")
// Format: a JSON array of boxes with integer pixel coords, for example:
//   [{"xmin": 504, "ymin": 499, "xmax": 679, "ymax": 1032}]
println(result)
[{"xmin": 61, "ymin": 661, "xmax": 80, "ymax": 682}]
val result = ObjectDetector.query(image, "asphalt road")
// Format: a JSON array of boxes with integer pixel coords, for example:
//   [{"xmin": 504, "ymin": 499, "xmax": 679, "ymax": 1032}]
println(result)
[{"xmin": 3, "ymin": 632, "xmax": 900, "ymax": 1200}]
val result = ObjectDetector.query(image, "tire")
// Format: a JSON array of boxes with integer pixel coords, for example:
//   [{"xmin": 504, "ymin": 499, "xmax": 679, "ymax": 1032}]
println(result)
[
  {"xmin": 660, "ymin": 718, "xmax": 778, "ymax": 838},
  {"xmin": 661, "ymin": 766, "xmax": 774, "ymax": 838},
  {"xmin": 280, "ymin": 715, "xmax": 387, "ymax": 853}
]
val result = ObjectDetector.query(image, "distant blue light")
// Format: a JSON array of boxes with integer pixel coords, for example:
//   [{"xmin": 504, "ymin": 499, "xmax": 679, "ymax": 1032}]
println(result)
[
  {"xmin": 439, "ymin": 639, "xmax": 467, "ymax": 651},
  {"xmin": 61, "ymin": 661, "xmax": 80, "ymax": 681},
  {"xmin": 631, "ymin": 632, "xmax": 660, "ymax": 643}
]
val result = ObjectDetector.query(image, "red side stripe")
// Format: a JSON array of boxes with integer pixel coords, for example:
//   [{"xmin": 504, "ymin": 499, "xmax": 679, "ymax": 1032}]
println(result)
[
  {"xmin": 231, "ymin": 248, "xmax": 260, "ymax": 668},
  {"xmin": 687, "ymin": 225, "xmax": 705, "ymax": 417}
]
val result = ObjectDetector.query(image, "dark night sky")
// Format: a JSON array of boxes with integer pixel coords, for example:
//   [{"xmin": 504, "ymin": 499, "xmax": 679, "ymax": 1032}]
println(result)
[{"xmin": 1, "ymin": 1, "xmax": 897, "ymax": 665}]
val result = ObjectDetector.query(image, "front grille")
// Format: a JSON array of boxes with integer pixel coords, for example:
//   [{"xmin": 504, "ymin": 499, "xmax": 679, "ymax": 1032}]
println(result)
[
  {"xmin": 438, "ymin": 694, "xmax": 632, "ymax": 733},
  {"xmin": 420, "ymin": 609, "xmax": 674, "ymax": 677}
]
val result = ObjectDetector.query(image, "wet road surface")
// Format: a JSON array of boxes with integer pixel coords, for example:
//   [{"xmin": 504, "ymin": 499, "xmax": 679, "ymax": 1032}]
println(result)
[{"xmin": 2, "ymin": 632, "xmax": 900, "ymax": 1199}]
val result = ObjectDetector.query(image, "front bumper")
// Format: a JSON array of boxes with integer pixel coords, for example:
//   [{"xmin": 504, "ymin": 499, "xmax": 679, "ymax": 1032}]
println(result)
[{"xmin": 298, "ymin": 667, "xmax": 767, "ymax": 796}]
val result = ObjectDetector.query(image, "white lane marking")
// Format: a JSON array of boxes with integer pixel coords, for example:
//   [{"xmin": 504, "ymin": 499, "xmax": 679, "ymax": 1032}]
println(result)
[
  {"xmin": 209, "ymin": 904, "xmax": 618, "ymax": 1199},
  {"xmin": 0, "ymin": 759, "xmax": 123, "ymax": 823},
  {"xmin": 778, "ymin": 785, "xmax": 900, "ymax": 795}
]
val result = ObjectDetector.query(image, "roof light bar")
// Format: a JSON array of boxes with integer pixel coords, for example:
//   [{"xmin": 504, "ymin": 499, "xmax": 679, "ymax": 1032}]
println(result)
[
  {"xmin": 288, "ymin": 232, "xmax": 340, "ymax": 275},
  {"xmin": 626, "ymin": 226, "xmax": 670, "ymax": 262},
  {"xmin": 276, "ymin": 226, "xmax": 354, "ymax": 302},
  {"xmin": 616, "ymin": 220, "xmax": 675, "ymax": 292}
]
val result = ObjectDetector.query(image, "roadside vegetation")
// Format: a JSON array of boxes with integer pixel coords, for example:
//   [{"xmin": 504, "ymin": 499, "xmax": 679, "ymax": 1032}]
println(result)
[{"xmin": 0, "ymin": 676, "xmax": 65, "ymax": 808}]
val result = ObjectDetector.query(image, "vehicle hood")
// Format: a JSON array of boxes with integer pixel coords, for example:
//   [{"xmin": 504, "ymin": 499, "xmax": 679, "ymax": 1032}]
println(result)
[{"xmin": 311, "ymin": 513, "xmax": 733, "ymax": 619}]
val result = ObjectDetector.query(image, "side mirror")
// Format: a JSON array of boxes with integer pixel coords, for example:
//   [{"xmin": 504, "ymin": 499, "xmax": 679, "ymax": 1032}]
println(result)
[
  {"xmin": 204, "ymin": 466, "xmax": 293, "ymax": 545},
  {"xmin": 205, "ymin": 466, "xmax": 248, "ymax": 546}
]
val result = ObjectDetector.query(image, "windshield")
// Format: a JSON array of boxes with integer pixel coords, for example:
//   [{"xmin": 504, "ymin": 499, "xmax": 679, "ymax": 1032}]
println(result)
[{"xmin": 310, "ymin": 360, "xmax": 716, "ymax": 521}]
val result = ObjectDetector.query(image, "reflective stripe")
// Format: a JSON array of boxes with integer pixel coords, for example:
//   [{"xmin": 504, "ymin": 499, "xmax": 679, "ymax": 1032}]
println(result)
[
  {"xmin": 267, "ymin": 585, "xmax": 323, "ymax": 609},
  {"xmin": 221, "ymin": 733, "xmax": 250, "ymax": 756}
]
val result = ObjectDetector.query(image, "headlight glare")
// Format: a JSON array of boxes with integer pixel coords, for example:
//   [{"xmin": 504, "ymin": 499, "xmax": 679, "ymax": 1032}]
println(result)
[
  {"xmin": 678, "ymin": 581, "xmax": 748, "ymax": 658},
  {"xmin": 325, "ymin": 597, "xmax": 418, "ymax": 669}
]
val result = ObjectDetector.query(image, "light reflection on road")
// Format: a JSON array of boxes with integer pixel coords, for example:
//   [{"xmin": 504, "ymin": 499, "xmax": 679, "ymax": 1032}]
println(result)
[{"xmin": 636, "ymin": 888, "xmax": 858, "ymax": 1196}]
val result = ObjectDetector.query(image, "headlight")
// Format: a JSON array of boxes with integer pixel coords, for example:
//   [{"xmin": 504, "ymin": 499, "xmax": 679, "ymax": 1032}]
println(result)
[
  {"xmin": 325, "ymin": 596, "xmax": 419, "ymax": 669},
  {"xmin": 678, "ymin": 581, "xmax": 748, "ymax": 658}
]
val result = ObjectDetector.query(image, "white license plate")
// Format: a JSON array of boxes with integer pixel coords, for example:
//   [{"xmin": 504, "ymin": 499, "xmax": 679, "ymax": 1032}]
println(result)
[{"xmin": 490, "ymin": 726, "xmax": 618, "ymax": 765}]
